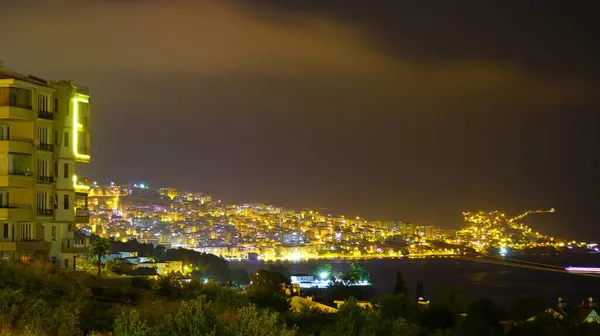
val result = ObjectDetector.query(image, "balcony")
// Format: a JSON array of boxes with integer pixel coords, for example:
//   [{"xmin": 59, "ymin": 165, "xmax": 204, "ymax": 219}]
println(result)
[
  {"xmin": 0, "ymin": 240, "xmax": 51, "ymax": 252},
  {"xmin": 75, "ymin": 208, "xmax": 90, "ymax": 223},
  {"xmin": 0, "ymin": 204, "xmax": 32, "ymax": 221},
  {"xmin": 37, "ymin": 110, "xmax": 54, "ymax": 120},
  {"xmin": 75, "ymin": 86, "xmax": 90, "ymax": 96},
  {"xmin": 36, "ymin": 175, "xmax": 55, "ymax": 184},
  {"xmin": 37, "ymin": 143, "xmax": 54, "ymax": 152},
  {"xmin": 0, "ymin": 136, "xmax": 34, "ymax": 154},
  {"xmin": 36, "ymin": 208, "xmax": 54, "ymax": 217},
  {"xmin": 1, "ymin": 171, "xmax": 34, "ymax": 188},
  {"xmin": 61, "ymin": 238, "xmax": 90, "ymax": 254},
  {"xmin": 0, "ymin": 106, "xmax": 34, "ymax": 121}
]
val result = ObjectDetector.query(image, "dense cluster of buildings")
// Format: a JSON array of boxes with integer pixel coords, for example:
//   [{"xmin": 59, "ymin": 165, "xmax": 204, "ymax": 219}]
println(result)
[
  {"xmin": 0, "ymin": 67, "xmax": 91, "ymax": 268},
  {"xmin": 81, "ymin": 181, "xmax": 457, "ymax": 260}
]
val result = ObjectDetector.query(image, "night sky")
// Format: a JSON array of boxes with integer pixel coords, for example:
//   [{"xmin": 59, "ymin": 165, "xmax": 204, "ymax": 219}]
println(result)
[{"xmin": 1, "ymin": 1, "xmax": 598, "ymax": 239}]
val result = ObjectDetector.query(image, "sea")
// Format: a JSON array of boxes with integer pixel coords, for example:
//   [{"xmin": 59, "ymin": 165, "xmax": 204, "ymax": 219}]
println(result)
[{"xmin": 229, "ymin": 254, "xmax": 600, "ymax": 307}]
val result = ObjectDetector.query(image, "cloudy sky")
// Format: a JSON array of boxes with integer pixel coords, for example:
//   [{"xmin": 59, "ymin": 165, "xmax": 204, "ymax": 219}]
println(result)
[{"xmin": 1, "ymin": 0, "xmax": 598, "ymax": 238}]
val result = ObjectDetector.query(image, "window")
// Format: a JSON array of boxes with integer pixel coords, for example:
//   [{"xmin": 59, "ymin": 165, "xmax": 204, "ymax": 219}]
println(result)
[
  {"xmin": 37, "ymin": 126, "xmax": 49, "ymax": 144},
  {"xmin": 54, "ymin": 194, "xmax": 58, "ymax": 209},
  {"xmin": 54, "ymin": 161, "xmax": 58, "ymax": 178},
  {"xmin": 54, "ymin": 98, "xmax": 59, "ymax": 113},
  {"xmin": 0, "ymin": 87, "xmax": 32, "ymax": 109},
  {"xmin": 2, "ymin": 223, "xmax": 8, "ymax": 239},
  {"xmin": 7, "ymin": 153, "xmax": 32, "ymax": 175},
  {"xmin": 37, "ymin": 191, "xmax": 47, "ymax": 210},
  {"xmin": 51, "ymin": 226, "xmax": 56, "ymax": 241},
  {"xmin": 20, "ymin": 223, "xmax": 32, "ymax": 240},
  {"xmin": 38, "ymin": 94, "xmax": 48, "ymax": 112},
  {"xmin": 37, "ymin": 158, "xmax": 48, "ymax": 178},
  {"xmin": 64, "ymin": 131, "xmax": 69, "ymax": 147},
  {"xmin": 77, "ymin": 131, "xmax": 88, "ymax": 153},
  {"xmin": 63, "ymin": 194, "xmax": 69, "ymax": 210},
  {"xmin": 0, "ymin": 125, "xmax": 9, "ymax": 140},
  {"xmin": 0, "ymin": 191, "xmax": 8, "ymax": 207},
  {"xmin": 64, "ymin": 163, "xmax": 69, "ymax": 179}
]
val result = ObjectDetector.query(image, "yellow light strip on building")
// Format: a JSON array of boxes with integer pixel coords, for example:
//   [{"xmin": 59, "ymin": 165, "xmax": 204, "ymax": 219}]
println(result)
[
  {"xmin": 72, "ymin": 96, "xmax": 90, "ymax": 161},
  {"xmin": 72, "ymin": 174, "xmax": 90, "ymax": 192}
]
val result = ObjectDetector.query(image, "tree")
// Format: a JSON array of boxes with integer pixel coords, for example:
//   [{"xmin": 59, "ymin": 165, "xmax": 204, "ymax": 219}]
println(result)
[
  {"xmin": 459, "ymin": 299, "xmax": 503, "ymax": 336},
  {"xmin": 90, "ymin": 237, "xmax": 111, "ymax": 277},
  {"xmin": 226, "ymin": 305, "xmax": 297, "ymax": 336},
  {"xmin": 324, "ymin": 297, "xmax": 380, "ymax": 336},
  {"xmin": 250, "ymin": 269, "xmax": 289, "ymax": 292},
  {"xmin": 310, "ymin": 264, "xmax": 333, "ymax": 280},
  {"xmin": 268, "ymin": 265, "xmax": 291, "ymax": 278},
  {"xmin": 391, "ymin": 318, "xmax": 420, "ymax": 336},
  {"xmin": 153, "ymin": 245, "xmax": 166, "ymax": 261},
  {"xmin": 157, "ymin": 297, "xmax": 220, "ymax": 336},
  {"xmin": 229, "ymin": 268, "xmax": 251, "ymax": 286},
  {"xmin": 393, "ymin": 271, "xmax": 407, "ymax": 295},
  {"xmin": 430, "ymin": 286, "xmax": 469, "ymax": 314},
  {"xmin": 114, "ymin": 309, "xmax": 150, "ymax": 336},
  {"xmin": 416, "ymin": 280, "xmax": 425, "ymax": 300},
  {"xmin": 345, "ymin": 263, "xmax": 369, "ymax": 283},
  {"xmin": 378, "ymin": 294, "xmax": 420, "ymax": 323}
]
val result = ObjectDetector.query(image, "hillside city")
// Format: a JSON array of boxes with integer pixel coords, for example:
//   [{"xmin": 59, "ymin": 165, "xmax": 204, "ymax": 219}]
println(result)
[{"xmin": 78, "ymin": 181, "xmax": 593, "ymax": 261}]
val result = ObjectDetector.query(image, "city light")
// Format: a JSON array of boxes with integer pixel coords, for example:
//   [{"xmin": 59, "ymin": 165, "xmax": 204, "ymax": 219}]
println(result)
[{"xmin": 81, "ymin": 180, "xmax": 570, "ymax": 261}]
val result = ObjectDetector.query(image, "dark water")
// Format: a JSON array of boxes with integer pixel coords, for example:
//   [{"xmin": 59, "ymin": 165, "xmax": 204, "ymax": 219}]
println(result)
[{"xmin": 230, "ymin": 255, "xmax": 600, "ymax": 306}]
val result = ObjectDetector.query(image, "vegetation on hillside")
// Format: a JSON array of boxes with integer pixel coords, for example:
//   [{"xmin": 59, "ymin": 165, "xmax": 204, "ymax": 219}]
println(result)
[{"xmin": 1, "ymin": 253, "xmax": 600, "ymax": 335}]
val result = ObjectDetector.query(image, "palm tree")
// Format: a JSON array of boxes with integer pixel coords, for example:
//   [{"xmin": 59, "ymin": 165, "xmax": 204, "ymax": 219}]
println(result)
[{"xmin": 90, "ymin": 237, "xmax": 111, "ymax": 277}]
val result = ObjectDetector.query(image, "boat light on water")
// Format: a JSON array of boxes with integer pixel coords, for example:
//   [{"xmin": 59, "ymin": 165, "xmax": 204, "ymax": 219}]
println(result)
[{"xmin": 565, "ymin": 266, "xmax": 600, "ymax": 274}]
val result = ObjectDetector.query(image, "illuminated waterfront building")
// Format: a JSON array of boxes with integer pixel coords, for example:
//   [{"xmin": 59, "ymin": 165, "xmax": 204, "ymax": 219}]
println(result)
[{"xmin": 0, "ymin": 67, "xmax": 91, "ymax": 267}]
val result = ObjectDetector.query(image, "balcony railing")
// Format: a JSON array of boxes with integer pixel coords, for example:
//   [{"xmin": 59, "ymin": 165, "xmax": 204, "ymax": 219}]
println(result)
[
  {"xmin": 37, "ymin": 175, "xmax": 55, "ymax": 183},
  {"xmin": 0, "ymin": 101, "xmax": 32, "ymax": 110},
  {"xmin": 7, "ymin": 170, "xmax": 33, "ymax": 176},
  {"xmin": 75, "ymin": 208, "xmax": 89, "ymax": 216},
  {"xmin": 61, "ymin": 238, "xmax": 90, "ymax": 253},
  {"xmin": 65, "ymin": 238, "xmax": 89, "ymax": 249},
  {"xmin": 36, "ymin": 208, "xmax": 54, "ymax": 217},
  {"xmin": 37, "ymin": 110, "xmax": 54, "ymax": 120},
  {"xmin": 0, "ymin": 136, "xmax": 32, "ymax": 142},
  {"xmin": 0, "ymin": 204, "xmax": 31, "ymax": 209},
  {"xmin": 75, "ymin": 86, "xmax": 90, "ymax": 96},
  {"xmin": 75, "ymin": 208, "xmax": 90, "ymax": 223},
  {"xmin": 37, "ymin": 143, "xmax": 54, "ymax": 151}
]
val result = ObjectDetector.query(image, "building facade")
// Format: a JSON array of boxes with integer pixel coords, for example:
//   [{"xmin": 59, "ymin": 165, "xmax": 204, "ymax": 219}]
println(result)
[{"xmin": 0, "ymin": 67, "xmax": 91, "ymax": 268}]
